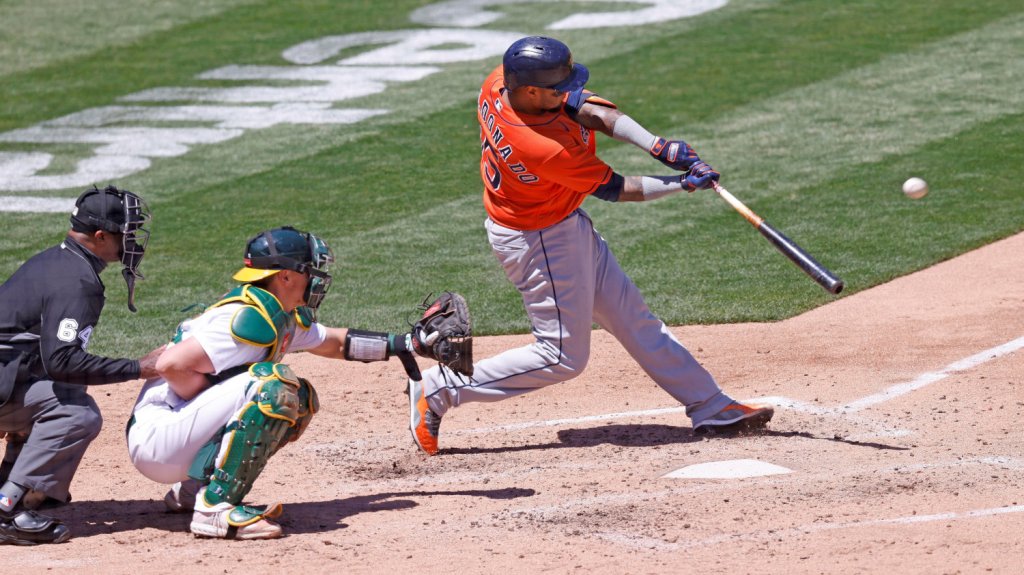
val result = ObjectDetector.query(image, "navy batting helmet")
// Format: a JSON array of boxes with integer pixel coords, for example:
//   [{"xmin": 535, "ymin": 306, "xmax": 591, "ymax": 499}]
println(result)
[{"xmin": 502, "ymin": 36, "xmax": 589, "ymax": 92}]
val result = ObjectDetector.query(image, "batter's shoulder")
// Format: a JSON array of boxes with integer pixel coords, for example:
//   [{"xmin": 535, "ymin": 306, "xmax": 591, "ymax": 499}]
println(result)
[{"xmin": 565, "ymin": 90, "xmax": 617, "ymax": 117}]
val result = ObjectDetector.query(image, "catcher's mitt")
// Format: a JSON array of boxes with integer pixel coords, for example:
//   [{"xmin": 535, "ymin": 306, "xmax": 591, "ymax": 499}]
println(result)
[{"xmin": 412, "ymin": 292, "xmax": 473, "ymax": 376}]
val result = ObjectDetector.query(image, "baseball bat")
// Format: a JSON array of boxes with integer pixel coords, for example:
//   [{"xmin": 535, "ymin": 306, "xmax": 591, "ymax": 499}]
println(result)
[{"xmin": 712, "ymin": 182, "xmax": 844, "ymax": 294}]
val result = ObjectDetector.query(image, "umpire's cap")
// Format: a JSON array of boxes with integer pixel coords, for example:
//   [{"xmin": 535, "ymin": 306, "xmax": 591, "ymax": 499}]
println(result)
[
  {"xmin": 502, "ymin": 36, "xmax": 589, "ymax": 92},
  {"xmin": 70, "ymin": 185, "xmax": 144, "ymax": 234}
]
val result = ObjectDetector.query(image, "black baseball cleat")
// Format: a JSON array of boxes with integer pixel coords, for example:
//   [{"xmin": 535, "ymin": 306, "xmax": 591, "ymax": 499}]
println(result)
[
  {"xmin": 0, "ymin": 508, "xmax": 71, "ymax": 545},
  {"xmin": 693, "ymin": 402, "xmax": 774, "ymax": 435}
]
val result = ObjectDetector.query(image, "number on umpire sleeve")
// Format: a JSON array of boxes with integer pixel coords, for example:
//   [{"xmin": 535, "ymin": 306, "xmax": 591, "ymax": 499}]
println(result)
[{"xmin": 57, "ymin": 318, "xmax": 79, "ymax": 342}]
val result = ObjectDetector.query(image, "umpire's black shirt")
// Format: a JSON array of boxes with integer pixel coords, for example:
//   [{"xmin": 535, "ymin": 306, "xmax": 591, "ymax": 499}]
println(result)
[{"xmin": 0, "ymin": 237, "xmax": 139, "ymax": 385}]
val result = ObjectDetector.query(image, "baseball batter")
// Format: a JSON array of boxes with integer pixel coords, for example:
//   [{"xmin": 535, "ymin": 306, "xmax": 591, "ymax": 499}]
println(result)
[
  {"xmin": 407, "ymin": 37, "xmax": 773, "ymax": 456},
  {"xmin": 127, "ymin": 226, "xmax": 448, "ymax": 539}
]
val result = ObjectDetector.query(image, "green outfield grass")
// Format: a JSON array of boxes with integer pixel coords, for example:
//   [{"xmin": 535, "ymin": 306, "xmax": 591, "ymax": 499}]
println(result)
[{"xmin": 1, "ymin": 0, "xmax": 1022, "ymax": 357}]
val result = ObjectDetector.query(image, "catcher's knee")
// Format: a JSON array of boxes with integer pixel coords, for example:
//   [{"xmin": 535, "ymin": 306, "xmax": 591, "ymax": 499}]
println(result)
[
  {"xmin": 250, "ymin": 362, "xmax": 304, "ymax": 422},
  {"xmin": 245, "ymin": 363, "xmax": 318, "ymax": 444},
  {"xmin": 283, "ymin": 377, "xmax": 319, "ymax": 444},
  {"xmin": 197, "ymin": 362, "xmax": 310, "ymax": 505}
]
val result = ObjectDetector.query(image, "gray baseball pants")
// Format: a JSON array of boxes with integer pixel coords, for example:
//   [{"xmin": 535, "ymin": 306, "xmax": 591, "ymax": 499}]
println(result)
[
  {"xmin": 0, "ymin": 379, "xmax": 102, "ymax": 504},
  {"xmin": 420, "ymin": 209, "xmax": 734, "ymax": 424}
]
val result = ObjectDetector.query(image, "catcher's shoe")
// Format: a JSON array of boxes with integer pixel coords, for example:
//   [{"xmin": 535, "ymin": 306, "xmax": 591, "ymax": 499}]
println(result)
[
  {"xmin": 19, "ymin": 489, "xmax": 52, "ymax": 511},
  {"xmin": 190, "ymin": 490, "xmax": 284, "ymax": 540},
  {"xmin": 693, "ymin": 402, "xmax": 774, "ymax": 435},
  {"xmin": 0, "ymin": 508, "xmax": 71, "ymax": 545},
  {"xmin": 164, "ymin": 479, "xmax": 202, "ymax": 513},
  {"xmin": 406, "ymin": 378, "xmax": 441, "ymax": 455}
]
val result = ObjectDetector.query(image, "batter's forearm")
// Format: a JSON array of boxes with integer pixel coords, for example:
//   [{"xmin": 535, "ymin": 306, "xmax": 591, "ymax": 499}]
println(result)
[
  {"xmin": 617, "ymin": 175, "xmax": 688, "ymax": 202},
  {"xmin": 608, "ymin": 113, "xmax": 705, "ymax": 175},
  {"xmin": 577, "ymin": 103, "xmax": 665, "ymax": 157},
  {"xmin": 610, "ymin": 114, "xmax": 658, "ymax": 150}
]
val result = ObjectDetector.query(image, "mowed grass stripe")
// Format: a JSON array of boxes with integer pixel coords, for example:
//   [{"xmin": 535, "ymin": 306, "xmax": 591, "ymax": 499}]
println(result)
[
  {"xmin": 103, "ymin": 4, "xmax": 1024, "ymax": 342},
  {"xmin": 322, "ymin": 14, "xmax": 1024, "ymax": 275},
  {"xmin": 2, "ymin": 1, "xmax": 1023, "ymax": 355},
  {"xmin": 1, "ymin": 0, "xmax": 1011, "ymax": 205},
  {"xmin": 603, "ymin": 12, "xmax": 1024, "ymax": 196},
  {"xmin": 0, "ymin": 0, "xmax": 436, "ymax": 130},
  {"xmin": 0, "ymin": 0, "xmax": 265, "ymax": 77}
]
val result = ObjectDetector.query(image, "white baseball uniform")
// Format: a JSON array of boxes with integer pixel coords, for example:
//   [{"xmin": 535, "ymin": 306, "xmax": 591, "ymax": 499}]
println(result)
[{"xmin": 127, "ymin": 303, "xmax": 326, "ymax": 484}]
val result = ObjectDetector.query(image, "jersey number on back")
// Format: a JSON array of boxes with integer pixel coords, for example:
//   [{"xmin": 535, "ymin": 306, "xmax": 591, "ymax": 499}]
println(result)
[
  {"xmin": 57, "ymin": 318, "xmax": 79, "ymax": 342},
  {"xmin": 482, "ymin": 143, "xmax": 502, "ymax": 190}
]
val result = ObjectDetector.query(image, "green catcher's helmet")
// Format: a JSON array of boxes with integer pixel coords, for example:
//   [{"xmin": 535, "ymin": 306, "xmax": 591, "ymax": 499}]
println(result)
[{"xmin": 234, "ymin": 226, "xmax": 335, "ymax": 311}]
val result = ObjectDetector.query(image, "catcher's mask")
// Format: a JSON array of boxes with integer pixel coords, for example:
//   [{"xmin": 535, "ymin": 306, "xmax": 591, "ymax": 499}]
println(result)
[
  {"xmin": 70, "ymin": 185, "xmax": 151, "ymax": 313},
  {"xmin": 502, "ymin": 36, "xmax": 589, "ymax": 93},
  {"xmin": 234, "ymin": 226, "xmax": 335, "ymax": 313}
]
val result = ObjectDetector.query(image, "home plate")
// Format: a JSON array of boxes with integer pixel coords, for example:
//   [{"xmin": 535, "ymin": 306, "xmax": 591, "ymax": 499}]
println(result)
[{"xmin": 663, "ymin": 459, "xmax": 794, "ymax": 479}]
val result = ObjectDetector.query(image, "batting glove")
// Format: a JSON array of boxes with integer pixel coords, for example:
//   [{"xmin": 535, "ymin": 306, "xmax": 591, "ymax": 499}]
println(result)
[
  {"xmin": 650, "ymin": 137, "xmax": 700, "ymax": 171},
  {"xmin": 682, "ymin": 161, "xmax": 720, "ymax": 192}
]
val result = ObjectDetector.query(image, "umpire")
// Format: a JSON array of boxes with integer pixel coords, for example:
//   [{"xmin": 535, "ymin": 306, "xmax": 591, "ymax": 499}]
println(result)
[{"xmin": 0, "ymin": 185, "xmax": 162, "ymax": 545}]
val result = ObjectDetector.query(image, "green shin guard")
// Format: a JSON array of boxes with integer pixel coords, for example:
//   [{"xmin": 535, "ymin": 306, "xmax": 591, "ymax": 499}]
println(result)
[{"xmin": 199, "ymin": 362, "xmax": 315, "ymax": 507}]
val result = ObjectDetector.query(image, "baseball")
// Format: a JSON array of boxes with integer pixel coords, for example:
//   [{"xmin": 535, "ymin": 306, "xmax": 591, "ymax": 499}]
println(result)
[{"xmin": 902, "ymin": 177, "xmax": 928, "ymax": 200}]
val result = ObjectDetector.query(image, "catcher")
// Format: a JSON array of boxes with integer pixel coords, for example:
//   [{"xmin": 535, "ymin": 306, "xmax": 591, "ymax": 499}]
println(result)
[{"xmin": 126, "ymin": 226, "xmax": 471, "ymax": 540}]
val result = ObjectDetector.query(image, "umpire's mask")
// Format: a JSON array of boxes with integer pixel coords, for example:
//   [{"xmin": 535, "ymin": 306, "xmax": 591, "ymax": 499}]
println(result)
[
  {"xmin": 71, "ymin": 185, "xmax": 152, "ymax": 312},
  {"xmin": 234, "ymin": 226, "xmax": 335, "ymax": 318}
]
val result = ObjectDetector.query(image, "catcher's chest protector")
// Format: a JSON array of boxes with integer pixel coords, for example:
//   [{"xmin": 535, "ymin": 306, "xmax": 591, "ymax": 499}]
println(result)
[{"xmin": 210, "ymin": 285, "xmax": 313, "ymax": 363}]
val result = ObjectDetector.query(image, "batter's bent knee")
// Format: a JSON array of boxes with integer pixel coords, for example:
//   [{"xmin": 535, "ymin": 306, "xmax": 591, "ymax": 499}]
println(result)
[{"xmin": 532, "ymin": 339, "xmax": 589, "ymax": 380}]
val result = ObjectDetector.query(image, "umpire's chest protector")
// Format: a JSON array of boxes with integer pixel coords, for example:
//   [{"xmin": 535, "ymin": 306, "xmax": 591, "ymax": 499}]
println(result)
[{"xmin": 210, "ymin": 285, "xmax": 313, "ymax": 363}]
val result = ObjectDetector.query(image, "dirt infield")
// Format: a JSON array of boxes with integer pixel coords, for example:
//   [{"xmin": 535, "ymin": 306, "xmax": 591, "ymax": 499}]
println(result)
[{"xmin": 5, "ymin": 233, "xmax": 1023, "ymax": 574}]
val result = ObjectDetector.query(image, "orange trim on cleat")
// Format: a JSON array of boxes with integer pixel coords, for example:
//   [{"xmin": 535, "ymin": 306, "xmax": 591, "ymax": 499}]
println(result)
[
  {"xmin": 407, "ymin": 378, "xmax": 441, "ymax": 455},
  {"xmin": 693, "ymin": 402, "xmax": 774, "ymax": 435}
]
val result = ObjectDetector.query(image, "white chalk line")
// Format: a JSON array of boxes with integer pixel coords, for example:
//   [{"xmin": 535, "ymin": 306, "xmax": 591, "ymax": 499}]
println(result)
[
  {"xmin": 745, "ymin": 396, "xmax": 913, "ymax": 439},
  {"xmin": 596, "ymin": 504, "xmax": 1024, "ymax": 552},
  {"xmin": 452, "ymin": 335, "xmax": 1024, "ymax": 438},
  {"xmin": 841, "ymin": 335, "xmax": 1024, "ymax": 412},
  {"xmin": 451, "ymin": 406, "xmax": 685, "ymax": 436}
]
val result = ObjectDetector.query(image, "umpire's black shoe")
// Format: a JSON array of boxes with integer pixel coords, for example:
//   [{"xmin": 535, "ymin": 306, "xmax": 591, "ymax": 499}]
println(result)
[{"xmin": 0, "ymin": 508, "xmax": 71, "ymax": 545}]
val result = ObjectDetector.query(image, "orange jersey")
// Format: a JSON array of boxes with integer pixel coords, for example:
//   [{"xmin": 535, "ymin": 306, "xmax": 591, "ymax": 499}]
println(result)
[{"xmin": 477, "ymin": 65, "xmax": 614, "ymax": 231}]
